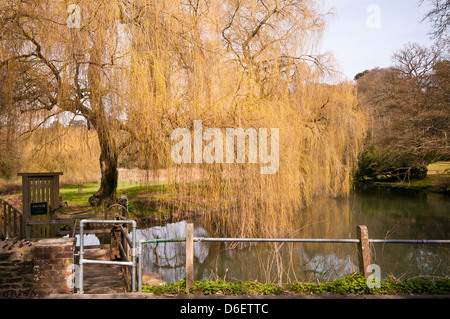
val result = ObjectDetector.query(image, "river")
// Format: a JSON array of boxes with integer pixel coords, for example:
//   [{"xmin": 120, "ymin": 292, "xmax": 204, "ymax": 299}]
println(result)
[{"xmin": 82, "ymin": 189, "xmax": 449, "ymax": 284}]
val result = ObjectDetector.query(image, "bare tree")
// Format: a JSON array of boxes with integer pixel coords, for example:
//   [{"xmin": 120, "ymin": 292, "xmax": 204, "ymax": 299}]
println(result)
[
  {"xmin": 356, "ymin": 42, "xmax": 449, "ymax": 180},
  {"xmin": 420, "ymin": 0, "xmax": 450, "ymax": 41},
  {"xmin": 391, "ymin": 42, "xmax": 439, "ymax": 86}
]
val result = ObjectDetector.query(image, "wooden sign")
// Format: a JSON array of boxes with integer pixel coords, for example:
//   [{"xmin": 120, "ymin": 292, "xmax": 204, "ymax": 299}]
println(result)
[{"xmin": 31, "ymin": 202, "xmax": 48, "ymax": 216}]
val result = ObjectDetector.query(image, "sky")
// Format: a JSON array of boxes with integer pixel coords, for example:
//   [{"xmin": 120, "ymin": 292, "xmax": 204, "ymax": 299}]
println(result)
[{"xmin": 320, "ymin": 0, "xmax": 435, "ymax": 80}]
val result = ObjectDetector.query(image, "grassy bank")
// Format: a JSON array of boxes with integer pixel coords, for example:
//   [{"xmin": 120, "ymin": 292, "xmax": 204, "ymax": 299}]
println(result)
[
  {"xmin": 142, "ymin": 273, "xmax": 450, "ymax": 296},
  {"xmin": 358, "ymin": 161, "xmax": 450, "ymax": 195},
  {"xmin": 56, "ymin": 181, "xmax": 176, "ymax": 223},
  {"xmin": 58, "ymin": 181, "xmax": 168, "ymax": 207}
]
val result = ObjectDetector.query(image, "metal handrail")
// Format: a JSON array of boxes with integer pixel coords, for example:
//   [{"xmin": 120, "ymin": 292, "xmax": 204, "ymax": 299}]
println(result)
[
  {"xmin": 78, "ymin": 219, "xmax": 137, "ymax": 294},
  {"xmin": 194, "ymin": 238, "xmax": 360, "ymax": 243},
  {"xmin": 195, "ymin": 237, "xmax": 450, "ymax": 244}
]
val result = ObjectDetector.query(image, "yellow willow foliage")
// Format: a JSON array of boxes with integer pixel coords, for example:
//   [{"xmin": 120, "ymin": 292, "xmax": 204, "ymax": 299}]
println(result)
[
  {"xmin": 20, "ymin": 126, "xmax": 101, "ymax": 185},
  {"xmin": 125, "ymin": 1, "xmax": 367, "ymax": 237},
  {"xmin": 0, "ymin": 0, "xmax": 366, "ymax": 237}
]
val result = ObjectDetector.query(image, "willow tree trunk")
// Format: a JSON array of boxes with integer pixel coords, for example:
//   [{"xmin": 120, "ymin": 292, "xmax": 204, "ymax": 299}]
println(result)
[
  {"xmin": 86, "ymin": 87, "xmax": 120, "ymax": 206},
  {"xmin": 87, "ymin": 30, "xmax": 119, "ymax": 207},
  {"xmin": 88, "ymin": 130, "xmax": 119, "ymax": 206}
]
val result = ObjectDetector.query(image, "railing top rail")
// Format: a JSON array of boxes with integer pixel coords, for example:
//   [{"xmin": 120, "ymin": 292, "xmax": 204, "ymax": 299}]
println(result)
[
  {"xmin": 0, "ymin": 198, "xmax": 23, "ymax": 216},
  {"xmin": 119, "ymin": 225, "xmax": 132, "ymax": 247},
  {"xmin": 79, "ymin": 219, "xmax": 136, "ymax": 226},
  {"xmin": 138, "ymin": 237, "xmax": 450, "ymax": 245},
  {"xmin": 139, "ymin": 238, "xmax": 187, "ymax": 244},
  {"xmin": 194, "ymin": 237, "xmax": 360, "ymax": 243}
]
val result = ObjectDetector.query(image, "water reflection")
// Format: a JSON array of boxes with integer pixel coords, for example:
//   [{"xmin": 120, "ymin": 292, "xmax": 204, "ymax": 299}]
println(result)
[
  {"xmin": 134, "ymin": 191, "xmax": 449, "ymax": 283},
  {"xmin": 135, "ymin": 220, "xmax": 210, "ymax": 283},
  {"xmin": 66, "ymin": 233, "xmax": 100, "ymax": 249},
  {"xmin": 79, "ymin": 191, "xmax": 449, "ymax": 283}
]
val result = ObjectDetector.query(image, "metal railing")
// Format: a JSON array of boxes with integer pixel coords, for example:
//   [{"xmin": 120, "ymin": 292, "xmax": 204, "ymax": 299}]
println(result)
[
  {"xmin": 137, "ymin": 237, "xmax": 186, "ymax": 291},
  {"xmin": 112, "ymin": 223, "xmax": 134, "ymax": 291},
  {"xmin": 78, "ymin": 219, "xmax": 137, "ymax": 294},
  {"xmin": 136, "ymin": 224, "xmax": 450, "ymax": 293}
]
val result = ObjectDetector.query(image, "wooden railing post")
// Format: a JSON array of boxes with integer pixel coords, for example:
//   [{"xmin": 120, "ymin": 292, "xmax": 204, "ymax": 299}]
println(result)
[
  {"xmin": 2, "ymin": 202, "xmax": 6, "ymax": 238},
  {"xmin": 185, "ymin": 223, "xmax": 194, "ymax": 293},
  {"xmin": 12, "ymin": 206, "xmax": 17, "ymax": 237},
  {"xmin": 20, "ymin": 210, "xmax": 25, "ymax": 240},
  {"xmin": 6, "ymin": 203, "xmax": 11, "ymax": 238},
  {"xmin": 357, "ymin": 225, "xmax": 371, "ymax": 278}
]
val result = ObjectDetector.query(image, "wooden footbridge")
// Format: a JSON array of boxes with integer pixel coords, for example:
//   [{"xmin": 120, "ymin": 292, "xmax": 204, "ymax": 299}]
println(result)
[{"xmin": 0, "ymin": 172, "xmax": 137, "ymax": 294}]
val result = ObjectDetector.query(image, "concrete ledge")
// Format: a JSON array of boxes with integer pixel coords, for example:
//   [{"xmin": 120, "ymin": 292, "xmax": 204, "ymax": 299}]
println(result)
[
  {"xmin": 35, "ymin": 238, "xmax": 76, "ymax": 249},
  {"xmin": 44, "ymin": 293, "xmax": 450, "ymax": 299}
]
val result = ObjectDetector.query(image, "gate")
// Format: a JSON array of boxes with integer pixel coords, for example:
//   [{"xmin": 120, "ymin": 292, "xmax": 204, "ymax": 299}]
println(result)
[{"xmin": 18, "ymin": 172, "xmax": 63, "ymax": 239}]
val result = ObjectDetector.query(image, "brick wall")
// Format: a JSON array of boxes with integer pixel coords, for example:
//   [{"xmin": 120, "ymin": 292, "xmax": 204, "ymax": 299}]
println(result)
[
  {"xmin": 33, "ymin": 238, "xmax": 76, "ymax": 295},
  {"xmin": 0, "ymin": 237, "xmax": 76, "ymax": 297},
  {"xmin": 0, "ymin": 239, "xmax": 34, "ymax": 298}
]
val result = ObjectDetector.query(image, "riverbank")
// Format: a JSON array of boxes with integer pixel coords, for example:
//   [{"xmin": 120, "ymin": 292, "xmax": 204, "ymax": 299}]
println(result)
[
  {"xmin": 44, "ymin": 293, "xmax": 450, "ymax": 299},
  {"xmin": 356, "ymin": 174, "xmax": 450, "ymax": 196},
  {"xmin": 355, "ymin": 161, "xmax": 450, "ymax": 196},
  {"xmin": 138, "ymin": 274, "xmax": 450, "ymax": 297},
  {"xmin": 357, "ymin": 181, "xmax": 449, "ymax": 196}
]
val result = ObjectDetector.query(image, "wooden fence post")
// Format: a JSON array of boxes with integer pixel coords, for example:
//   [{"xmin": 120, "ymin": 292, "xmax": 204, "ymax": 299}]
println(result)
[
  {"xmin": 120, "ymin": 191, "xmax": 128, "ymax": 218},
  {"xmin": 357, "ymin": 225, "xmax": 371, "ymax": 278},
  {"xmin": 185, "ymin": 223, "xmax": 194, "ymax": 293}
]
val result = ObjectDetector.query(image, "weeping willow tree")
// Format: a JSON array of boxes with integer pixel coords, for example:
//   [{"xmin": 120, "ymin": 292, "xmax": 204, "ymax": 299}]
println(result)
[
  {"xmin": 0, "ymin": 0, "xmax": 136, "ymax": 204},
  {"xmin": 125, "ymin": 0, "xmax": 366, "ymax": 237},
  {"xmin": 0, "ymin": 0, "xmax": 366, "ymax": 237}
]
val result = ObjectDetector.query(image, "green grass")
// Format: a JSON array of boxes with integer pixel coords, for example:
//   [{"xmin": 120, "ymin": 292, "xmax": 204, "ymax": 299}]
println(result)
[
  {"xmin": 141, "ymin": 273, "xmax": 450, "ymax": 296},
  {"xmin": 365, "ymin": 161, "xmax": 449, "ymax": 191},
  {"xmin": 389, "ymin": 174, "xmax": 448, "ymax": 187},
  {"xmin": 59, "ymin": 183, "xmax": 99, "ymax": 206},
  {"xmin": 427, "ymin": 161, "xmax": 450, "ymax": 175},
  {"xmin": 59, "ymin": 181, "xmax": 168, "ymax": 206}
]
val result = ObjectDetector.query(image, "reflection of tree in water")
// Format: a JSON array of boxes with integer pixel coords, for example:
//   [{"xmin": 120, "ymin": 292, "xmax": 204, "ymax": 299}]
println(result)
[
  {"xmin": 132, "ymin": 193, "xmax": 448, "ymax": 283},
  {"xmin": 298, "ymin": 247, "xmax": 357, "ymax": 281},
  {"xmin": 373, "ymin": 244, "xmax": 449, "ymax": 278},
  {"xmin": 72, "ymin": 233, "xmax": 100, "ymax": 249},
  {"xmin": 135, "ymin": 221, "xmax": 209, "ymax": 283}
]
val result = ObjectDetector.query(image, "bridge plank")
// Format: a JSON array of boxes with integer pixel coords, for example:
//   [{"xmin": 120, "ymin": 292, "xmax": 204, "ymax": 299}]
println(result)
[{"xmin": 82, "ymin": 248, "xmax": 127, "ymax": 294}]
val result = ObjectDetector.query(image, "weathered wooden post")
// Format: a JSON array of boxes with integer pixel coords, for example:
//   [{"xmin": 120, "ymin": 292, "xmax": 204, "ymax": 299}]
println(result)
[
  {"xmin": 119, "ymin": 191, "xmax": 128, "ymax": 218},
  {"xmin": 357, "ymin": 225, "xmax": 371, "ymax": 278},
  {"xmin": 185, "ymin": 223, "xmax": 194, "ymax": 293}
]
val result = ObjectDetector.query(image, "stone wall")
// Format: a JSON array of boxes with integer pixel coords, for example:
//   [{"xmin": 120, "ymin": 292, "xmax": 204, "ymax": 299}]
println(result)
[{"xmin": 0, "ymin": 237, "xmax": 75, "ymax": 298}]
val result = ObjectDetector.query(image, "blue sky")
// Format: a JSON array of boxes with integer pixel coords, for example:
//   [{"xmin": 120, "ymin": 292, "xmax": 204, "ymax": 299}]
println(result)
[{"xmin": 320, "ymin": 0, "xmax": 435, "ymax": 80}]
